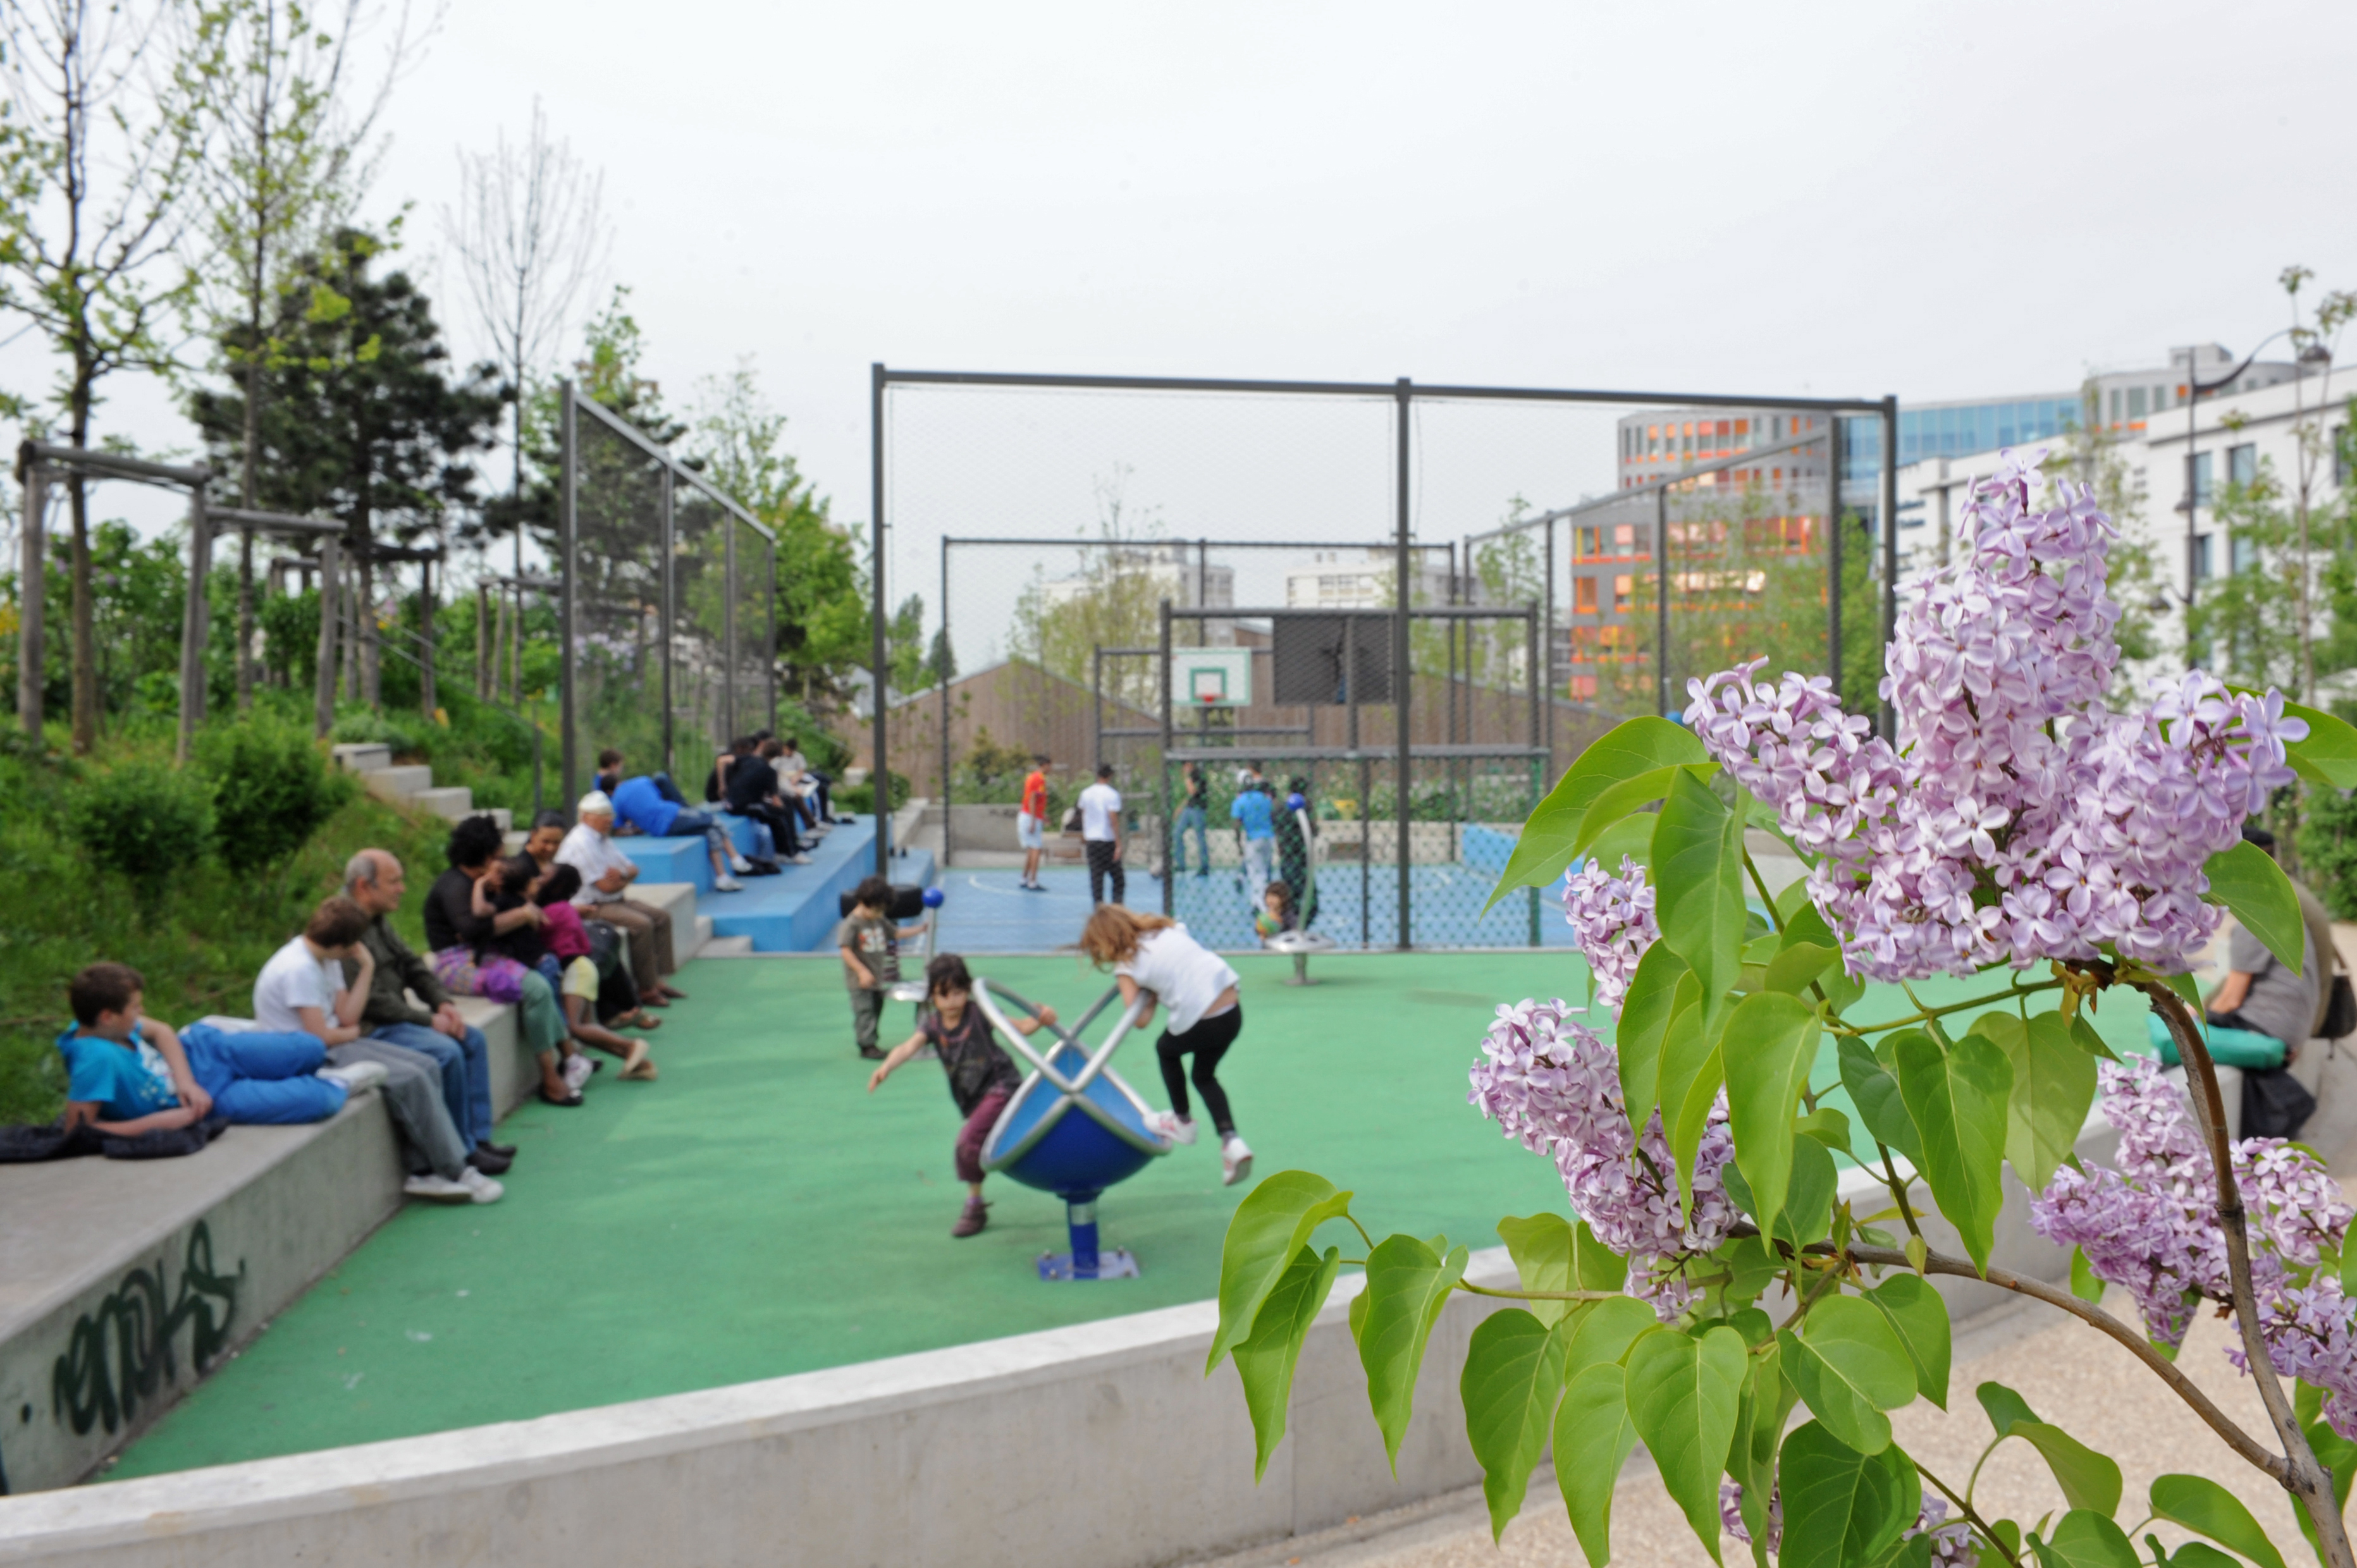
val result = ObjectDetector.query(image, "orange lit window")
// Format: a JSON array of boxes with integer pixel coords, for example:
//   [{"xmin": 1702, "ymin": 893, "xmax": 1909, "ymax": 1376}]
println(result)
[
  {"xmin": 1613, "ymin": 575, "xmax": 1633, "ymax": 612},
  {"xmin": 1614, "ymin": 524, "xmax": 1634, "ymax": 548},
  {"xmin": 1574, "ymin": 577, "xmax": 1597, "ymax": 613}
]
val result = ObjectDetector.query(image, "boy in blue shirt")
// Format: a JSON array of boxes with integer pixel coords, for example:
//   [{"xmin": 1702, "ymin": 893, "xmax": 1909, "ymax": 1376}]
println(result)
[
  {"xmin": 58, "ymin": 962, "xmax": 350, "ymax": 1133},
  {"xmin": 1229, "ymin": 767, "xmax": 1277, "ymax": 912},
  {"xmin": 605, "ymin": 752, "xmax": 753, "ymax": 892}
]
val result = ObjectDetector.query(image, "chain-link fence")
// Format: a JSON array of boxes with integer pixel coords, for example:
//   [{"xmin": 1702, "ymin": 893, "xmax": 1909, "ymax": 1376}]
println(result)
[
  {"xmin": 872, "ymin": 372, "xmax": 1896, "ymax": 947},
  {"xmin": 559, "ymin": 387, "xmax": 777, "ymax": 799}
]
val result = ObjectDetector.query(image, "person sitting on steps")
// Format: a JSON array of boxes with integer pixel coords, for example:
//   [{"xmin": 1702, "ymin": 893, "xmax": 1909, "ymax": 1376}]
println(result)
[
  {"xmin": 557, "ymin": 791, "xmax": 687, "ymax": 1010},
  {"xmin": 598, "ymin": 747, "xmax": 763, "ymax": 891},
  {"xmin": 59, "ymin": 961, "xmax": 350, "ymax": 1134},
  {"xmin": 425, "ymin": 814, "xmax": 582, "ymax": 1106}
]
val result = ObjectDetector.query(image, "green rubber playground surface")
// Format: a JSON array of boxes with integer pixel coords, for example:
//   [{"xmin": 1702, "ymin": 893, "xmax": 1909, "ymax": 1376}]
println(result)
[{"xmin": 109, "ymin": 950, "xmax": 2157, "ymax": 1479}]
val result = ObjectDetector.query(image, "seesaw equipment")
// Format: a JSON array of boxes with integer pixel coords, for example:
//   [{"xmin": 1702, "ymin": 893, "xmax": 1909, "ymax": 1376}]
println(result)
[{"xmin": 972, "ymin": 978, "xmax": 1172, "ymax": 1281}]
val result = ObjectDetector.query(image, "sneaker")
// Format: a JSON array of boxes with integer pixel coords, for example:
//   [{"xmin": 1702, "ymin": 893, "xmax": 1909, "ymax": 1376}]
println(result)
[
  {"xmin": 319, "ymin": 1059, "xmax": 388, "ymax": 1094},
  {"xmin": 562, "ymin": 1055, "xmax": 593, "ymax": 1091},
  {"xmin": 951, "ymin": 1197, "xmax": 990, "ymax": 1238},
  {"xmin": 1221, "ymin": 1135, "xmax": 1253, "ymax": 1187},
  {"xmin": 467, "ymin": 1146, "xmax": 513, "ymax": 1177},
  {"xmin": 714, "ymin": 873, "xmax": 744, "ymax": 892},
  {"xmin": 457, "ymin": 1166, "xmax": 504, "ymax": 1203},
  {"xmin": 730, "ymin": 853, "xmax": 754, "ymax": 873},
  {"xmin": 858, "ymin": 1045, "xmax": 887, "ymax": 1060},
  {"xmin": 1145, "ymin": 1111, "xmax": 1198, "ymax": 1146},
  {"xmin": 403, "ymin": 1172, "xmax": 473, "ymax": 1203},
  {"xmin": 785, "ymin": 853, "xmax": 813, "ymax": 866}
]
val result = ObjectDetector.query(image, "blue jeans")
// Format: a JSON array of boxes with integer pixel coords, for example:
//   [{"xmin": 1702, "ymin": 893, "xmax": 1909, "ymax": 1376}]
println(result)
[
  {"xmin": 668, "ymin": 805, "xmax": 737, "ymax": 866},
  {"xmin": 1174, "ymin": 805, "xmax": 1209, "ymax": 873},
  {"xmin": 369, "ymin": 1021, "xmax": 494, "ymax": 1148},
  {"xmin": 180, "ymin": 1023, "xmax": 344, "ymax": 1125}
]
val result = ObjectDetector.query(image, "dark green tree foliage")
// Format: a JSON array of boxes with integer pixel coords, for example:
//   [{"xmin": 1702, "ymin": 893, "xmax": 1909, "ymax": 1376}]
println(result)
[
  {"xmin": 66, "ymin": 761, "xmax": 217, "ymax": 915},
  {"xmin": 0, "ymin": 519, "xmax": 188, "ymax": 721},
  {"xmin": 193, "ymin": 713, "xmax": 355, "ymax": 874}
]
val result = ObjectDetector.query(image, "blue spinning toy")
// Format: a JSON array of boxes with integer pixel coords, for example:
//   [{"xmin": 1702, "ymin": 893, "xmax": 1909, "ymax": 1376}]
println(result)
[{"xmin": 971, "ymin": 978, "xmax": 1172, "ymax": 1281}]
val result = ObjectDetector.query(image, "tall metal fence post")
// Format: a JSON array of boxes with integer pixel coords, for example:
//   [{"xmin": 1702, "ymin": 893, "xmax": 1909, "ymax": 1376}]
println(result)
[
  {"xmin": 1159, "ymin": 598, "xmax": 1174, "ymax": 917},
  {"xmin": 559, "ymin": 379, "xmax": 579, "ymax": 809},
  {"xmin": 1542, "ymin": 515, "xmax": 1556, "ymax": 769},
  {"xmin": 1827, "ymin": 415, "xmax": 1846, "ymax": 694},
  {"xmin": 658, "ymin": 467, "xmax": 676, "ymax": 778},
  {"xmin": 1653, "ymin": 485, "xmax": 1670, "ymax": 718},
  {"xmin": 1527, "ymin": 602, "xmax": 1541, "ymax": 947},
  {"xmin": 1394, "ymin": 378, "xmax": 1412, "ymax": 951},
  {"xmin": 176, "ymin": 487, "xmax": 213, "ymax": 763},
  {"xmin": 1880, "ymin": 394, "xmax": 1900, "ymax": 742},
  {"xmin": 870, "ymin": 362, "xmax": 890, "ymax": 873},
  {"xmin": 938, "ymin": 534, "xmax": 952, "ymax": 869},
  {"xmin": 314, "ymin": 536, "xmax": 339, "ymax": 737},
  {"xmin": 16, "ymin": 456, "xmax": 44, "ymax": 736},
  {"xmin": 722, "ymin": 508, "xmax": 738, "ymax": 746},
  {"xmin": 765, "ymin": 535, "xmax": 778, "ymax": 734}
]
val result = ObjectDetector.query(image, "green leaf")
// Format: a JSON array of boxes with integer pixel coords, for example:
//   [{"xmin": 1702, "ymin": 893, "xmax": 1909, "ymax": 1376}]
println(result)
[
  {"xmin": 1780, "ymin": 898, "xmax": 1865, "ymax": 1010},
  {"xmin": 2148, "ymin": 1474, "xmax": 2288, "ymax": 1568},
  {"xmin": 1587, "ymin": 811, "xmax": 1660, "ymax": 879},
  {"xmin": 1724, "ymin": 1130, "xmax": 1837, "ymax": 1251},
  {"xmin": 1894, "ymin": 1029, "xmax": 2013, "ymax": 1274},
  {"xmin": 2291, "ymin": 1413, "xmax": 2357, "ymax": 1563},
  {"xmin": 1777, "ymin": 1420, "xmax": 1919, "ymax": 1568},
  {"xmin": 1575, "ymin": 763, "xmax": 1713, "ymax": 862},
  {"xmin": 1487, "ymin": 717, "xmax": 1706, "ymax": 909},
  {"xmin": 1798, "ymin": 1106, "xmax": 1855, "ymax": 1153},
  {"xmin": 2169, "ymin": 1542, "xmax": 2250, "ymax": 1568},
  {"xmin": 1655, "ymin": 768, "xmax": 1747, "ymax": 1026},
  {"xmin": 2203, "ymin": 840, "xmax": 2305, "ymax": 977},
  {"xmin": 1841, "ymin": 1033, "xmax": 1925, "ymax": 1167},
  {"xmin": 1462, "ymin": 1308, "xmax": 1570, "ymax": 1541},
  {"xmin": 1616, "ymin": 945, "xmax": 1695, "ymax": 1129},
  {"xmin": 1697, "ymin": 1234, "xmax": 1782, "ymax": 1318},
  {"xmin": 2068, "ymin": 1014, "xmax": 2119, "ymax": 1062},
  {"xmin": 1767, "ymin": 941, "xmax": 1839, "ymax": 996},
  {"xmin": 1969, "ymin": 1011, "xmax": 2098, "ymax": 1191},
  {"xmin": 1979, "ymin": 1378, "xmax": 2043, "ymax": 1435},
  {"xmin": 1210, "ymin": 1172, "xmax": 1355, "ymax": 1371},
  {"xmin": 1231, "ymin": 1244, "xmax": 1343, "ymax": 1479},
  {"xmin": 1723, "ymin": 990, "xmax": 1823, "ymax": 1230},
  {"xmin": 1625, "ymin": 1324, "xmax": 1749, "ymax": 1562},
  {"xmin": 1989, "ymin": 1519, "xmax": 2024, "ymax": 1560},
  {"xmin": 2013, "ymin": 1423, "xmax": 2124, "ymax": 1517},
  {"xmin": 1779, "ymin": 1295, "xmax": 1918, "ymax": 1454},
  {"xmin": 1563, "ymin": 1295, "xmax": 1660, "ymax": 1382},
  {"xmin": 1357, "ymin": 1236, "xmax": 1469, "ymax": 1470},
  {"xmin": 2029, "ymin": 1509, "xmax": 2142, "ymax": 1568},
  {"xmin": 1671, "ymin": 1041, "xmax": 1726, "ymax": 1224},
  {"xmin": 2165, "ymin": 971, "xmax": 2206, "ymax": 1017},
  {"xmin": 1555, "ymin": 1362, "xmax": 1642, "ymax": 1567},
  {"xmin": 1863, "ymin": 1273, "xmax": 1952, "ymax": 1410},
  {"xmin": 2282, "ymin": 699, "xmax": 2357, "ymax": 790},
  {"xmin": 1494, "ymin": 1213, "xmax": 1625, "ymax": 1328},
  {"xmin": 2070, "ymin": 1246, "xmax": 2106, "ymax": 1305}
]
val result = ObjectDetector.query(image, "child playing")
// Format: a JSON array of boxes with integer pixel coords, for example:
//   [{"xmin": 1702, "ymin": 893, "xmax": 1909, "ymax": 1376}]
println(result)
[
  {"xmin": 1253, "ymin": 882, "xmax": 1297, "ymax": 943},
  {"xmin": 835, "ymin": 876, "xmax": 926, "ymax": 1060},
  {"xmin": 868, "ymin": 953, "xmax": 1055, "ymax": 1237},
  {"xmin": 537, "ymin": 865, "xmax": 658, "ymax": 1081},
  {"xmin": 59, "ymin": 961, "xmax": 352, "ymax": 1132},
  {"xmin": 1078, "ymin": 905, "xmax": 1253, "ymax": 1185}
]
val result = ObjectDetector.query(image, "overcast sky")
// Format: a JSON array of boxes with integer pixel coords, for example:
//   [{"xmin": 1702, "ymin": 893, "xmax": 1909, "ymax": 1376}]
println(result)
[{"xmin": 14, "ymin": 0, "xmax": 2356, "ymax": 580}]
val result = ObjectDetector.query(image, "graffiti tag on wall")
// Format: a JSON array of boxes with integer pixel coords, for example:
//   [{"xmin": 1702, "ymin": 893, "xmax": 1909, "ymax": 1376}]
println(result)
[{"xmin": 51, "ymin": 1222, "xmax": 245, "ymax": 1437}]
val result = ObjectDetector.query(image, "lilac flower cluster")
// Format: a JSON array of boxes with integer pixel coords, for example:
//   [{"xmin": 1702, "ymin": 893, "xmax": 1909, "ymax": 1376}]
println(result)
[
  {"xmin": 1468, "ymin": 998, "xmax": 1734, "ymax": 1317},
  {"xmin": 1720, "ymin": 1480, "xmax": 1780, "ymax": 1551},
  {"xmin": 1720, "ymin": 1484, "xmax": 1971, "ymax": 1565},
  {"xmin": 2031, "ymin": 1057, "xmax": 2357, "ymax": 1435},
  {"xmin": 1563, "ymin": 855, "xmax": 1658, "ymax": 1017},
  {"xmin": 1684, "ymin": 451, "xmax": 2305, "ymax": 980}
]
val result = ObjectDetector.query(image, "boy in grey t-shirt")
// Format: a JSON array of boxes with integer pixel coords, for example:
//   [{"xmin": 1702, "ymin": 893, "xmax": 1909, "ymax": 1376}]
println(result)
[{"xmin": 835, "ymin": 876, "xmax": 924, "ymax": 1060}]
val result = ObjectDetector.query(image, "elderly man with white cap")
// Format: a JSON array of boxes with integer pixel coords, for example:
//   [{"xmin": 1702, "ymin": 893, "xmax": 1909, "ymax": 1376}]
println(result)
[{"xmin": 557, "ymin": 790, "xmax": 685, "ymax": 1007}]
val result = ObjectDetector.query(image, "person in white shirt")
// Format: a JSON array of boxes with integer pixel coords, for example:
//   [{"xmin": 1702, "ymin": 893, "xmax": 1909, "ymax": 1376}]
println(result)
[
  {"xmin": 1078, "ymin": 764, "xmax": 1125, "ymax": 907},
  {"xmin": 1079, "ymin": 905, "xmax": 1252, "ymax": 1186},
  {"xmin": 255, "ymin": 897, "xmax": 500, "ymax": 1203},
  {"xmin": 556, "ymin": 791, "xmax": 684, "ymax": 1007}
]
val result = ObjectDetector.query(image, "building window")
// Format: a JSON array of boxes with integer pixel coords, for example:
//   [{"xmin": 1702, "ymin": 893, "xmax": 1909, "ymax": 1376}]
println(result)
[
  {"xmin": 2194, "ymin": 534, "xmax": 2213, "ymax": 580},
  {"xmin": 1612, "ymin": 575, "xmax": 1633, "ymax": 613},
  {"xmin": 2335, "ymin": 424, "xmax": 2349, "ymax": 487},
  {"xmin": 1614, "ymin": 524, "xmax": 1635, "ymax": 549},
  {"xmin": 2227, "ymin": 443, "xmax": 2256, "ymax": 489},
  {"xmin": 1574, "ymin": 576, "xmax": 1597, "ymax": 613},
  {"xmin": 2128, "ymin": 386, "xmax": 2147, "ymax": 420},
  {"xmin": 2192, "ymin": 451, "xmax": 2213, "ymax": 508},
  {"xmin": 2108, "ymin": 388, "xmax": 2122, "ymax": 423},
  {"xmin": 2231, "ymin": 533, "xmax": 2258, "ymax": 574}
]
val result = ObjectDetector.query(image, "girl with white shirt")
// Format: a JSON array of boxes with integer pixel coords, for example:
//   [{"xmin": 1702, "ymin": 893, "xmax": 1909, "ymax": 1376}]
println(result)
[{"xmin": 1079, "ymin": 906, "xmax": 1252, "ymax": 1186}]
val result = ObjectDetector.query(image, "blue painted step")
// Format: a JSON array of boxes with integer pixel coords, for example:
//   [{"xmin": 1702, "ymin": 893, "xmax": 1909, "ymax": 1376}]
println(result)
[{"xmin": 692, "ymin": 817, "xmax": 937, "ymax": 953}]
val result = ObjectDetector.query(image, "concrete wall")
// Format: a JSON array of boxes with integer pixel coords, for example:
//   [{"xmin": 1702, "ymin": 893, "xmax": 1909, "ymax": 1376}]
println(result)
[{"xmin": 0, "ymin": 1253, "xmax": 1525, "ymax": 1567}]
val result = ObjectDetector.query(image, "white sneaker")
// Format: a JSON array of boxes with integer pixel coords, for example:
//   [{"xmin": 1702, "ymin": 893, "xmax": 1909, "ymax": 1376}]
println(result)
[
  {"xmin": 320, "ymin": 1060, "xmax": 388, "ymax": 1094},
  {"xmin": 730, "ymin": 854, "xmax": 754, "ymax": 873},
  {"xmin": 785, "ymin": 853, "xmax": 813, "ymax": 866},
  {"xmin": 714, "ymin": 873, "xmax": 744, "ymax": 892},
  {"xmin": 1221, "ymin": 1135, "xmax": 1253, "ymax": 1187},
  {"xmin": 403, "ymin": 1172, "xmax": 472, "ymax": 1203},
  {"xmin": 562, "ymin": 1055, "xmax": 593, "ymax": 1091},
  {"xmin": 1145, "ymin": 1111, "xmax": 1198, "ymax": 1146},
  {"xmin": 457, "ymin": 1166, "xmax": 504, "ymax": 1203}
]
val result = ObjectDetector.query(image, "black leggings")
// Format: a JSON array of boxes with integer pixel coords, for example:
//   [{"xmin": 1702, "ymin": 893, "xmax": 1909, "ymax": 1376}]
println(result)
[{"xmin": 1157, "ymin": 1003, "xmax": 1243, "ymax": 1136}]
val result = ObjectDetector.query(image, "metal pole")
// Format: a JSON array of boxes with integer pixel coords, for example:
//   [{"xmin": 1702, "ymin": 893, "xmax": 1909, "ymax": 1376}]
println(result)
[
  {"xmin": 1527, "ymin": 601, "xmax": 1541, "ymax": 949},
  {"xmin": 1092, "ymin": 644, "xmax": 1104, "ymax": 775},
  {"xmin": 1826, "ymin": 415, "xmax": 1845, "ymax": 694},
  {"xmin": 723, "ymin": 509, "xmax": 738, "ymax": 745},
  {"xmin": 419, "ymin": 554, "xmax": 437, "ymax": 718},
  {"xmin": 176, "ymin": 488, "xmax": 212, "ymax": 764},
  {"xmin": 475, "ymin": 580, "xmax": 489, "ymax": 695},
  {"xmin": 1654, "ymin": 485, "xmax": 1670, "ymax": 718},
  {"xmin": 1160, "ymin": 598, "xmax": 1174, "ymax": 919},
  {"xmin": 2186, "ymin": 384, "xmax": 2201, "ymax": 669},
  {"xmin": 658, "ymin": 467, "xmax": 675, "ymax": 779},
  {"xmin": 313, "ymin": 536, "xmax": 339, "ymax": 737},
  {"xmin": 939, "ymin": 535, "xmax": 952, "ymax": 867},
  {"xmin": 16, "ymin": 460, "xmax": 44, "ymax": 736},
  {"xmin": 1880, "ymin": 395, "xmax": 1899, "ymax": 740},
  {"xmin": 1542, "ymin": 516, "xmax": 1556, "ymax": 769},
  {"xmin": 1394, "ymin": 378, "xmax": 1412, "ymax": 952},
  {"xmin": 559, "ymin": 379, "xmax": 579, "ymax": 809},
  {"xmin": 871, "ymin": 362, "xmax": 891, "ymax": 872}
]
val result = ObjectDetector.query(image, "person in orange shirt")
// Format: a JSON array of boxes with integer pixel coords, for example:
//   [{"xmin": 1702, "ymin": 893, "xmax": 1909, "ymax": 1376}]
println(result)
[{"xmin": 1018, "ymin": 755, "xmax": 1051, "ymax": 891}]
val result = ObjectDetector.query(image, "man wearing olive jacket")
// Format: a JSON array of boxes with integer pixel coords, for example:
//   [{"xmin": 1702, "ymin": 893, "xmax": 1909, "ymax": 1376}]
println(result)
[{"xmin": 342, "ymin": 847, "xmax": 514, "ymax": 1173}]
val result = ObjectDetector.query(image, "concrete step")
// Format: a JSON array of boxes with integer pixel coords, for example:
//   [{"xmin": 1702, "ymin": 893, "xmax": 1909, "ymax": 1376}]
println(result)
[
  {"xmin": 502, "ymin": 830, "xmax": 528, "ymax": 857},
  {"xmin": 330, "ymin": 742, "xmax": 391, "ymax": 773},
  {"xmin": 692, "ymin": 914, "xmax": 715, "ymax": 956},
  {"xmin": 362, "ymin": 765, "xmax": 433, "ymax": 804},
  {"xmin": 629, "ymin": 883, "xmax": 701, "ymax": 971},
  {"xmin": 699, "ymin": 935, "xmax": 756, "ymax": 957},
  {"xmin": 412, "ymin": 785, "xmax": 477, "ymax": 821}
]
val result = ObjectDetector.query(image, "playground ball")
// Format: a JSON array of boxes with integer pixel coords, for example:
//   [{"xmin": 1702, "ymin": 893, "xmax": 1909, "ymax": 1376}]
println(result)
[
  {"xmin": 1286, "ymin": 793, "xmax": 1306, "ymax": 812},
  {"xmin": 922, "ymin": 886, "xmax": 945, "ymax": 908}
]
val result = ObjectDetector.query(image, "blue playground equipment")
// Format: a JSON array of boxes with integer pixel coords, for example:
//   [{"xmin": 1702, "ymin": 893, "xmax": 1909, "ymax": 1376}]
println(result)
[{"xmin": 971, "ymin": 979, "xmax": 1171, "ymax": 1281}]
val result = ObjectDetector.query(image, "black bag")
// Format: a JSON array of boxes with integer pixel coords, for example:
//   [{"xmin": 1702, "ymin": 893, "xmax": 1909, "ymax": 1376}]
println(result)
[
  {"xmin": 2243, "ymin": 1067, "xmax": 2318, "ymax": 1141},
  {"xmin": 2322, "ymin": 973, "xmax": 2357, "ymax": 1043},
  {"xmin": 0, "ymin": 1121, "xmax": 104, "ymax": 1162}
]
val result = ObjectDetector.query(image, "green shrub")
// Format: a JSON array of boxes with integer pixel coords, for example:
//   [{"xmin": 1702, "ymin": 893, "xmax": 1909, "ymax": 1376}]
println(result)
[
  {"xmin": 65, "ymin": 761, "xmax": 216, "ymax": 910},
  {"xmin": 195, "ymin": 715, "xmax": 358, "ymax": 874},
  {"xmin": 837, "ymin": 769, "xmax": 911, "ymax": 815},
  {"xmin": 329, "ymin": 707, "xmax": 417, "ymax": 755},
  {"xmin": 2302, "ymin": 786, "xmax": 2357, "ymax": 919}
]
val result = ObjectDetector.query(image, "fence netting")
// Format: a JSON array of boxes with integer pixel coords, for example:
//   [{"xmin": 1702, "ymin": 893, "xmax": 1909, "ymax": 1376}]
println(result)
[{"xmin": 566, "ymin": 409, "xmax": 668, "ymax": 782}]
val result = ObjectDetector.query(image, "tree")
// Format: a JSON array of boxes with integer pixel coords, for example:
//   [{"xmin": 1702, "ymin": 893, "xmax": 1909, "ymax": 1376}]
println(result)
[
  {"xmin": 186, "ymin": 225, "xmax": 502, "ymax": 703},
  {"xmin": 0, "ymin": 0, "xmax": 216, "ymax": 752},
  {"xmin": 441, "ymin": 97, "xmax": 608, "ymax": 580},
  {"xmin": 2276, "ymin": 267, "xmax": 2357, "ymax": 702},
  {"xmin": 1008, "ymin": 466, "xmax": 1167, "ymax": 711},
  {"xmin": 182, "ymin": 0, "xmax": 411, "ymax": 709}
]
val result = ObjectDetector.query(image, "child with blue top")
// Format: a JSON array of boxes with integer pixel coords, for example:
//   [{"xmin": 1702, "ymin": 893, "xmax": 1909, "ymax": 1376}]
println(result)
[
  {"xmin": 605, "ymin": 751, "xmax": 756, "ymax": 893},
  {"xmin": 1229, "ymin": 767, "xmax": 1276, "ymax": 912},
  {"xmin": 58, "ymin": 962, "xmax": 349, "ymax": 1134}
]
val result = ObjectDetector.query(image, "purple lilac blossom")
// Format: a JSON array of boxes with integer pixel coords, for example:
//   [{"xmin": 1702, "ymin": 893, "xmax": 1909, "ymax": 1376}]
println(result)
[
  {"xmin": 1563, "ymin": 855, "xmax": 1658, "ymax": 1018},
  {"xmin": 1720, "ymin": 1481, "xmax": 1781, "ymax": 1552},
  {"xmin": 1908, "ymin": 1495, "xmax": 1980, "ymax": 1568},
  {"xmin": 1683, "ymin": 451, "xmax": 2305, "ymax": 981},
  {"xmin": 1468, "ymin": 998, "xmax": 1734, "ymax": 1318}
]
